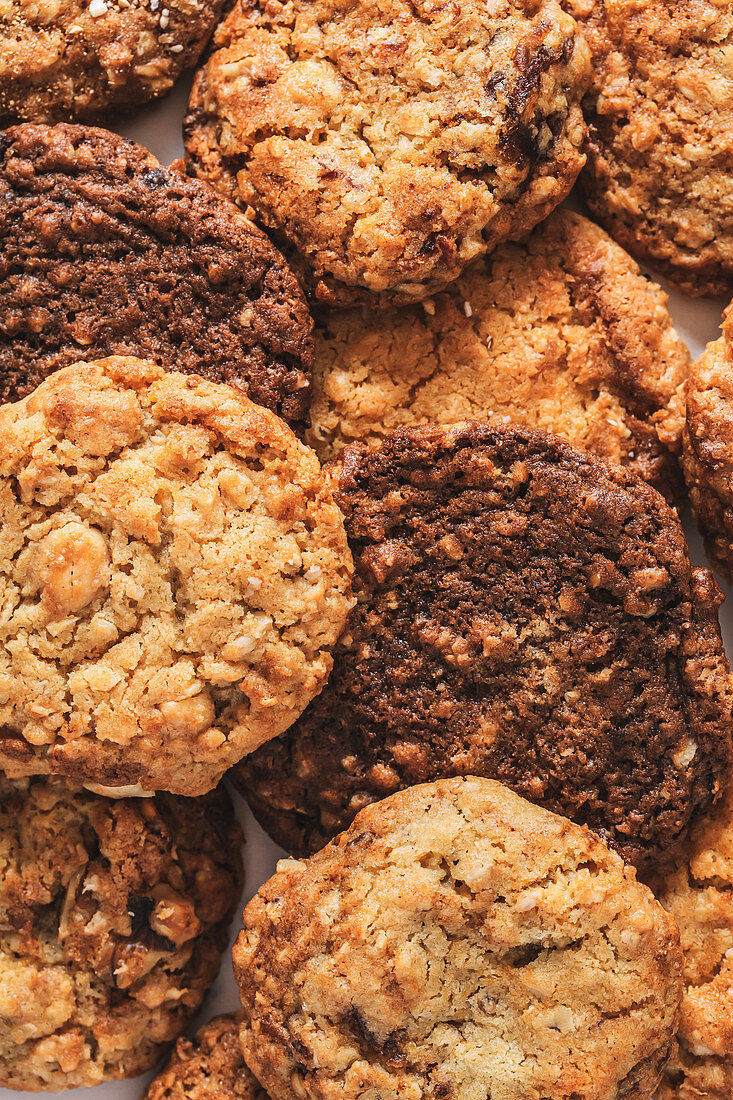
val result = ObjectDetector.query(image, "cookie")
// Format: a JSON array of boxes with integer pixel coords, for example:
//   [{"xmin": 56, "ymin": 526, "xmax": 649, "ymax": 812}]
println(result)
[
  {"xmin": 0, "ymin": 123, "xmax": 313, "ymax": 428},
  {"xmin": 683, "ymin": 304, "xmax": 733, "ymax": 583},
  {"xmin": 184, "ymin": 0, "xmax": 590, "ymax": 306},
  {"xmin": 0, "ymin": 356, "xmax": 353, "ymax": 796},
  {"xmin": 234, "ymin": 777, "xmax": 682, "ymax": 1100},
  {"xmin": 0, "ymin": 775, "xmax": 242, "ymax": 1090},
  {"xmin": 650, "ymin": 783, "xmax": 733, "ymax": 1100},
  {"xmin": 0, "ymin": 0, "xmax": 224, "ymax": 124},
  {"xmin": 307, "ymin": 208, "xmax": 689, "ymax": 500},
  {"xmin": 234, "ymin": 422, "xmax": 733, "ymax": 868},
  {"xmin": 145, "ymin": 1014, "xmax": 267, "ymax": 1100},
  {"xmin": 563, "ymin": 0, "xmax": 733, "ymax": 297}
]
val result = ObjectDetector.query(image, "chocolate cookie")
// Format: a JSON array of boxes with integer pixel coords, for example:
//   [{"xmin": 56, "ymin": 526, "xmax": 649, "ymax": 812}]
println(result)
[
  {"xmin": 308, "ymin": 208, "xmax": 689, "ymax": 500},
  {"xmin": 0, "ymin": 0, "xmax": 224, "ymax": 125},
  {"xmin": 0, "ymin": 123, "xmax": 313, "ymax": 428},
  {"xmin": 184, "ymin": 0, "xmax": 590, "ymax": 306},
  {"xmin": 234, "ymin": 422, "xmax": 733, "ymax": 868},
  {"xmin": 0, "ymin": 356, "xmax": 353, "ymax": 796},
  {"xmin": 0, "ymin": 776, "xmax": 242, "ymax": 1090},
  {"xmin": 145, "ymin": 1014, "xmax": 268, "ymax": 1100},
  {"xmin": 683, "ymin": 302, "xmax": 733, "ymax": 582},
  {"xmin": 563, "ymin": 0, "xmax": 733, "ymax": 297},
  {"xmin": 235, "ymin": 777, "xmax": 682, "ymax": 1100},
  {"xmin": 650, "ymin": 782, "xmax": 733, "ymax": 1100}
]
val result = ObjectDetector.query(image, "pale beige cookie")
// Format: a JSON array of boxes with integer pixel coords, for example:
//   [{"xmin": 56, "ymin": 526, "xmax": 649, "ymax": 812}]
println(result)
[
  {"xmin": 651, "ymin": 783, "xmax": 733, "ymax": 1099},
  {"xmin": 145, "ymin": 1013, "xmax": 268, "ymax": 1100},
  {"xmin": 0, "ymin": 356, "xmax": 353, "ymax": 795},
  {"xmin": 0, "ymin": 776, "xmax": 243, "ymax": 1090},
  {"xmin": 185, "ymin": 0, "xmax": 590, "ymax": 306},
  {"xmin": 234, "ymin": 776, "xmax": 683, "ymax": 1100},
  {"xmin": 683, "ymin": 303, "xmax": 733, "ymax": 582},
  {"xmin": 308, "ymin": 209, "xmax": 689, "ymax": 499}
]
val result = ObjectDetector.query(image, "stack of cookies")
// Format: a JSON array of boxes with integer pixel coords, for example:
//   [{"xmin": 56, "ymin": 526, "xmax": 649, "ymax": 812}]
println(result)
[{"xmin": 3, "ymin": 1, "xmax": 733, "ymax": 1098}]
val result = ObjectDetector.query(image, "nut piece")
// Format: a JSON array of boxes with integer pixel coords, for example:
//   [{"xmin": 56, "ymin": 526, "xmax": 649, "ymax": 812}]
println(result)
[{"xmin": 39, "ymin": 523, "xmax": 109, "ymax": 616}]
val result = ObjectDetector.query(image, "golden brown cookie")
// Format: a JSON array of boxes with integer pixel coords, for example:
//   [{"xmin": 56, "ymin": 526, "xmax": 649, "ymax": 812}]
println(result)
[
  {"xmin": 184, "ymin": 0, "xmax": 590, "ymax": 306},
  {"xmin": 0, "ymin": 356, "xmax": 353, "ymax": 796},
  {"xmin": 563, "ymin": 0, "xmax": 733, "ymax": 297},
  {"xmin": 0, "ymin": 0, "xmax": 223, "ymax": 124},
  {"xmin": 0, "ymin": 776, "xmax": 243, "ymax": 1090},
  {"xmin": 234, "ymin": 422, "xmax": 733, "ymax": 870},
  {"xmin": 0, "ymin": 123, "xmax": 314, "ymax": 429},
  {"xmin": 651, "ymin": 783, "xmax": 733, "ymax": 1099},
  {"xmin": 145, "ymin": 1013, "xmax": 267, "ymax": 1100},
  {"xmin": 307, "ymin": 208, "xmax": 689, "ymax": 499},
  {"xmin": 234, "ymin": 777, "xmax": 683, "ymax": 1100},
  {"xmin": 683, "ymin": 303, "xmax": 733, "ymax": 583}
]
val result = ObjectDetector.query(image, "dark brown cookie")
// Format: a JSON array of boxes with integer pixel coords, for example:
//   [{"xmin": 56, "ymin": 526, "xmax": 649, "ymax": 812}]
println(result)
[
  {"xmin": 144, "ymin": 1013, "xmax": 268, "ymax": 1100},
  {"xmin": 233, "ymin": 422, "xmax": 733, "ymax": 869},
  {"xmin": 0, "ymin": 0, "xmax": 224, "ymax": 126},
  {"xmin": 0, "ymin": 777, "xmax": 243, "ymax": 1090},
  {"xmin": 0, "ymin": 123, "xmax": 313, "ymax": 427}
]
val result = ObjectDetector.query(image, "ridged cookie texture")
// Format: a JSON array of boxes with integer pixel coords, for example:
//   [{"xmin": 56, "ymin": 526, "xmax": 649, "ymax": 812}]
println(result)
[
  {"xmin": 0, "ymin": 776, "xmax": 242, "ymax": 1090},
  {"xmin": 185, "ymin": 0, "xmax": 590, "ymax": 306},
  {"xmin": 0, "ymin": 356, "xmax": 353, "ymax": 796},
  {"xmin": 651, "ymin": 782, "xmax": 733, "ymax": 1100},
  {"xmin": 234, "ymin": 422, "xmax": 733, "ymax": 869},
  {"xmin": 684, "ymin": 303, "xmax": 733, "ymax": 583},
  {"xmin": 145, "ymin": 1013, "xmax": 268, "ymax": 1100},
  {"xmin": 307, "ymin": 208, "xmax": 689, "ymax": 500},
  {"xmin": 234, "ymin": 777, "xmax": 683, "ymax": 1100},
  {"xmin": 563, "ymin": 0, "xmax": 733, "ymax": 297},
  {"xmin": 0, "ymin": 123, "xmax": 314, "ymax": 428},
  {"xmin": 0, "ymin": 0, "xmax": 223, "ymax": 124}
]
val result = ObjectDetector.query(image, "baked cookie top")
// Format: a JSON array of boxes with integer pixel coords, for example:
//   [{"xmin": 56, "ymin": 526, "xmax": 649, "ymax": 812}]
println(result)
[
  {"xmin": 0, "ymin": 776, "xmax": 242, "ymax": 1091},
  {"xmin": 652, "ymin": 783, "xmax": 733, "ymax": 1100},
  {"xmin": 0, "ymin": 0, "xmax": 223, "ymax": 124},
  {"xmin": 234, "ymin": 777, "xmax": 682, "ymax": 1100},
  {"xmin": 684, "ymin": 304, "xmax": 733, "ymax": 582},
  {"xmin": 0, "ymin": 356, "xmax": 353, "ymax": 796},
  {"xmin": 185, "ymin": 0, "xmax": 590, "ymax": 306},
  {"xmin": 307, "ymin": 208, "xmax": 689, "ymax": 500},
  {"xmin": 235, "ymin": 422, "xmax": 733, "ymax": 868},
  {"xmin": 145, "ymin": 1014, "xmax": 267, "ymax": 1100},
  {"xmin": 0, "ymin": 123, "xmax": 313, "ymax": 428},
  {"xmin": 564, "ymin": 0, "xmax": 733, "ymax": 297}
]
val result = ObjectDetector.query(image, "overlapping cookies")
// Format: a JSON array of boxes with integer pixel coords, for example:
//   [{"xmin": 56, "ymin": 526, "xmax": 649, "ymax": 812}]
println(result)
[{"xmin": 4, "ymin": 1, "xmax": 733, "ymax": 1098}]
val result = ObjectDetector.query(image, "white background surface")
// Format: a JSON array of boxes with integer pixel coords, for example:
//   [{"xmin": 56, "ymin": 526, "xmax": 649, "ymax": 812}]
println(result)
[{"xmin": 5, "ymin": 73, "xmax": 733, "ymax": 1100}]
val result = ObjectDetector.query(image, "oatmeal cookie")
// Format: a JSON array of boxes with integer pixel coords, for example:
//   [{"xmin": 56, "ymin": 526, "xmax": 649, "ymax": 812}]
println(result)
[
  {"xmin": 0, "ymin": 0, "xmax": 223, "ymax": 124},
  {"xmin": 0, "ymin": 356, "xmax": 353, "ymax": 796},
  {"xmin": 145, "ymin": 1013, "xmax": 267, "ymax": 1100},
  {"xmin": 235, "ymin": 777, "xmax": 682, "ymax": 1100},
  {"xmin": 184, "ymin": 0, "xmax": 590, "ymax": 306},
  {"xmin": 0, "ymin": 776, "xmax": 243, "ymax": 1090},
  {"xmin": 650, "ymin": 783, "xmax": 733, "ymax": 1100},
  {"xmin": 234, "ymin": 422, "xmax": 733, "ymax": 868},
  {"xmin": 0, "ymin": 123, "xmax": 313, "ymax": 428},
  {"xmin": 307, "ymin": 208, "xmax": 689, "ymax": 500},
  {"xmin": 563, "ymin": 0, "xmax": 733, "ymax": 297},
  {"xmin": 684, "ymin": 304, "xmax": 733, "ymax": 583}
]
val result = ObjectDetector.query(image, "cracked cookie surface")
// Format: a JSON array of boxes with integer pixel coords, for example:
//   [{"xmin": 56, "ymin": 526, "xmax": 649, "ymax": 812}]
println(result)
[
  {"xmin": 0, "ymin": 355, "xmax": 353, "ymax": 795},
  {"xmin": 145, "ymin": 1013, "xmax": 268, "ymax": 1100},
  {"xmin": 307, "ymin": 208, "xmax": 689, "ymax": 500},
  {"xmin": 0, "ymin": 123, "xmax": 314, "ymax": 428},
  {"xmin": 0, "ymin": 0, "xmax": 223, "ymax": 124},
  {"xmin": 0, "ymin": 775, "xmax": 242, "ymax": 1090},
  {"xmin": 234, "ymin": 422, "xmax": 733, "ymax": 869},
  {"xmin": 184, "ymin": 0, "xmax": 590, "ymax": 306},
  {"xmin": 651, "ymin": 783, "xmax": 733, "ymax": 1100},
  {"xmin": 563, "ymin": 0, "xmax": 733, "ymax": 296},
  {"xmin": 235, "ymin": 777, "xmax": 682, "ymax": 1100},
  {"xmin": 683, "ymin": 303, "xmax": 733, "ymax": 583}
]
